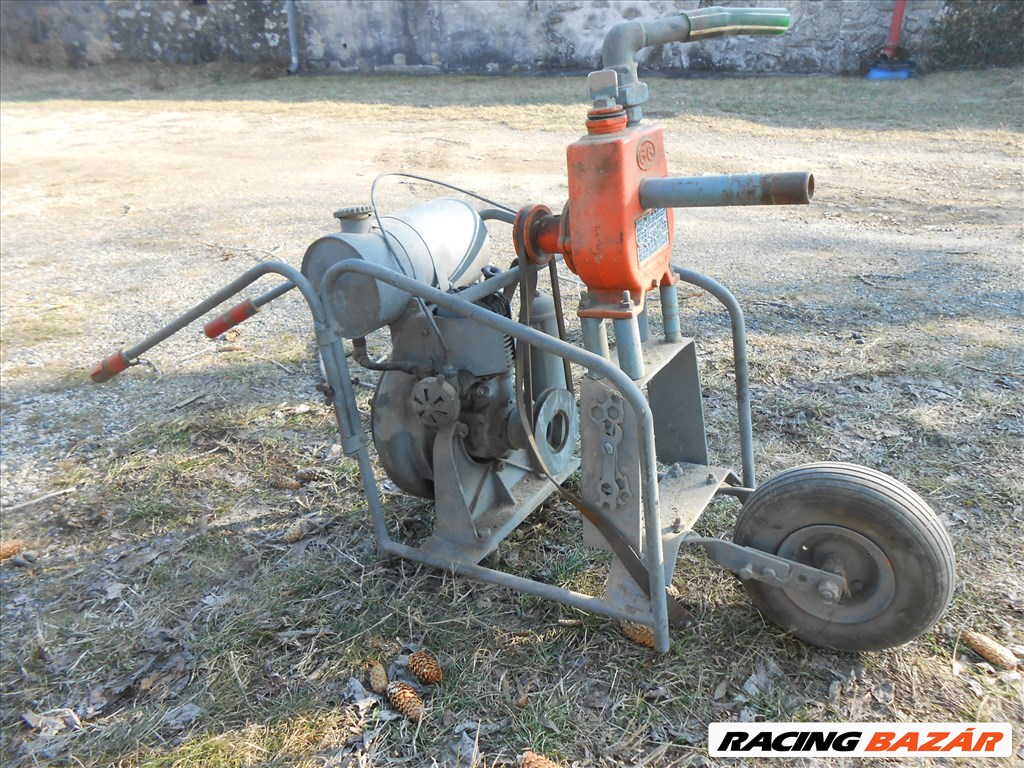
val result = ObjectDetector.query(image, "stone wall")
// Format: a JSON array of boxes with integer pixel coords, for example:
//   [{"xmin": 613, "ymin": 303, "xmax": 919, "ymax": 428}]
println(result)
[{"xmin": 0, "ymin": 0, "xmax": 946, "ymax": 75}]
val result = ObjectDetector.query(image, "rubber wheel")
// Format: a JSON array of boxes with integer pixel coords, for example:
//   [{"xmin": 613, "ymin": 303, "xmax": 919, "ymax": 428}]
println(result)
[{"xmin": 733, "ymin": 462, "xmax": 955, "ymax": 652}]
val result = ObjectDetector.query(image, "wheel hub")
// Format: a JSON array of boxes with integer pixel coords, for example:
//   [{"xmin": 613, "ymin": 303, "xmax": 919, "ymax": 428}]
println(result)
[{"xmin": 777, "ymin": 524, "xmax": 895, "ymax": 623}]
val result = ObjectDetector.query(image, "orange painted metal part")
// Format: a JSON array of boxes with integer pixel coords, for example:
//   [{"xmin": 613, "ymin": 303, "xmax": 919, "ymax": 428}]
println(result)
[
  {"xmin": 563, "ymin": 109, "xmax": 676, "ymax": 319},
  {"xmin": 90, "ymin": 350, "xmax": 130, "ymax": 383},
  {"xmin": 204, "ymin": 298, "xmax": 259, "ymax": 338}
]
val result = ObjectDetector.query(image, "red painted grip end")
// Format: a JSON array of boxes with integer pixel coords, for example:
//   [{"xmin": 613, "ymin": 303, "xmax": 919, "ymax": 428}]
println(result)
[
  {"xmin": 91, "ymin": 351, "xmax": 130, "ymax": 383},
  {"xmin": 204, "ymin": 299, "xmax": 258, "ymax": 338}
]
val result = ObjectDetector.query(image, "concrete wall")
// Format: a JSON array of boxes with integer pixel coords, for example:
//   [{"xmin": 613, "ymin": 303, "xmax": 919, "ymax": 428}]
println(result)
[{"xmin": 0, "ymin": 0, "xmax": 946, "ymax": 75}]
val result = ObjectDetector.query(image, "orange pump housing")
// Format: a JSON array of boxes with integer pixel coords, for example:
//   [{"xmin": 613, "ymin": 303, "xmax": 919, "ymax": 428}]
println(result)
[{"xmin": 563, "ymin": 110, "xmax": 676, "ymax": 319}]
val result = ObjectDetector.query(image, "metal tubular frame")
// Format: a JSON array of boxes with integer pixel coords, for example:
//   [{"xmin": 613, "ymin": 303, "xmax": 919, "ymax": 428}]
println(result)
[
  {"xmin": 673, "ymin": 267, "xmax": 756, "ymax": 489},
  {"xmin": 320, "ymin": 258, "xmax": 675, "ymax": 649},
  {"xmin": 94, "ymin": 255, "xmax": 760, "ymax": 653}
]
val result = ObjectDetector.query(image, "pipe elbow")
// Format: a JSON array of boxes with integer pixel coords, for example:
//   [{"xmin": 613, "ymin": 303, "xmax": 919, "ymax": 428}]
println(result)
[{"xmin": 600, "ymin": 20, "xmax": 647, "ymax": 72}]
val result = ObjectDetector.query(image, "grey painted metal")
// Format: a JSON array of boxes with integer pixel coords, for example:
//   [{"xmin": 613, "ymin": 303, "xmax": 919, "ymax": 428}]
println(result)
[
  {"xmin": 285, "ymin": 0, "xmax": 300, "ymax": 74},
  {"xmin": 660, "ymin": 284, "xmax": 681, "ymax": 342},
  {"xmin": 682, "ymin": 535, "xmax": 847, "ymax": 600},
  {"xmin": 252, "ymin": 280, "xmax": 296, "ymax": 309},
  {"xmin": 302, "ymin": 198, "xmax": 491, "ymax": 337},
  {"xmin": 527, "ymin": 292, "xmax": 569, "ymax": 394},
  {"xmin": 776, "ymin": 524, "xmax": 896, "ymax": 623},
  {"xmin": 637, "ymin": 304, "xmax": 650, "ymax": 342},
  {"xmin": 580, "ymin": 317, "xmax": 610, "ymax": 377},
  {"xmin": 658, "ymin": 464, "xmax": 733, "ymax": 567},
  {"xmin": 604, "ymin": 463, "xmax": 733, "ymax": 618},
  {"xmin": 673, "ymin": 266, "xmax": 756, "ymax": 489},
  {"xmin": 532, "ymin": 387, "xmax": 579, "ymax": 474},
  {"xmin": 121, "ymin": 262, "xmax": 305, "ymax": 365},
  {"xmin": 580, "ymin": 377, "xmax": 641, "ymax": 552},
  {"xmin": 640, "ymin": 172, "xmax": 813, "ymax": 209},
  {"xmin": 321, "ymin": 259, "xmax": 673, "ymax": 652},
  {"xmin": 613, "ymin": 316, "xmax": 645, "ymax": 380},
  {"xmin": 422, "ymin": 418, "xmax": 580, "ymax": 564},
  {"xmin": 381, "ymin": 540, "xmax": 661, "ymax": 626},
  {"xmin": 478, "ymin": 208, "xmax": 517, "ymax": 224},
  {"xmin": 644, "ymin": 341, "xmax": 709, "ymax": 466}
]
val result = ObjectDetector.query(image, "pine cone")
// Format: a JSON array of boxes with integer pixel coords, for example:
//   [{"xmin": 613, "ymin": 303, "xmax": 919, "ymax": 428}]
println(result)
[
  {"xmin": 283, "ymin": 520, "xmax": 308, "ymax": 543},
  {"xmin": 408, "ymin": 650, "xmax": 443, "ymax": 684},
  {"xmin": 367, "ymin": 661, "xmax": 388, "ymax": 694},
  {"xmin": 272, "ymin": 476, "xmax": 302, "ymax": 491},
  {"xmin": 520, "ymin": 750, "xmax": 562, "ymax": 768},
  {"xmin": 0, "ymin": 539, "xmax": 24, "ymax": 561},
  {"xmin": 961, "ymin": 630, "xmax": 1019, "ymax": 670},
  {"xmin": 621, "ymin": 621, "xmax": 655, "ymax": 649},
  {"xmin": 387, "ymin": 680, "xmax": 424, "ymax": 722}
]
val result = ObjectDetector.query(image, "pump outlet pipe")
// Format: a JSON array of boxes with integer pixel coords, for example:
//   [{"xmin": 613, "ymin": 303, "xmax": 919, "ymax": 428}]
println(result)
[{"xmin": 640, "ymin": 172, "xmax": 813, "ymax": 209}]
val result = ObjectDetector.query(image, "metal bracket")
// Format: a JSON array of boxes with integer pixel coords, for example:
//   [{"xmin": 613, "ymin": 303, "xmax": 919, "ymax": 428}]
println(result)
[{"xmin": 682, "ymin": 536, "xmax": 847, "ymax": 602}]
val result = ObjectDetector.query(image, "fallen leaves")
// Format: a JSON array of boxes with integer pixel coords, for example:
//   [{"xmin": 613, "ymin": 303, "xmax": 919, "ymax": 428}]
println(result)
[
  {"xmin": 21, "ymin": 708, "xmax": 81, "ymax": 737},
  {"xmin": 77, "ymin": 645, "xmax": 195, "ymax": 721}
]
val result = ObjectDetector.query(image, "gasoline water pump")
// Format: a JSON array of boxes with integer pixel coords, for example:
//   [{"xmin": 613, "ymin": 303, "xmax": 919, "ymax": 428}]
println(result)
[{"xmin": 92, "ymin": 6, "xmax": 955, "ymax": 653}]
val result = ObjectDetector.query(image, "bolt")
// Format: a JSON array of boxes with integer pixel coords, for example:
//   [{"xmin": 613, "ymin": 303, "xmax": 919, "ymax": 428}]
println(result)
[
  {"xmin": 454, "ymin": 423, "xmax": 469, "ymax": 438},
  {"xmin": 671, "ymin": 517, "xmax": 682, "ymax": 533},
  {"xmin": 759, "ymin": 566, "xmax": 777, "ymax": 581},
  {"xmin": 739, "ymin": 564, "xmax": 755, "ymax": 580},
  {"xmin": 817, "ymin": 579, "xmax": 842, "ymax": 604},
  {"xmin": 619, "ymin": 291, "xmax": 634, "ymax": 310},
  {"xmin": 706, "ymin": 472, "xmax": 717, "ymax": 485}
]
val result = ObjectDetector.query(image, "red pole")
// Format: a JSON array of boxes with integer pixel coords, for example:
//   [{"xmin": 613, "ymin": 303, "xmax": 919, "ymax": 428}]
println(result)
[{"xmin": 883, "ymin": 0, "xmax": 907, "ymax": 59}]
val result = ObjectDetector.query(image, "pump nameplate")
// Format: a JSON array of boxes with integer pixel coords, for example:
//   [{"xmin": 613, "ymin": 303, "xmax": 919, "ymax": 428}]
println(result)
[{"xmin": 635, "ymin": 207, "xmax": 670, "ymax": 263}]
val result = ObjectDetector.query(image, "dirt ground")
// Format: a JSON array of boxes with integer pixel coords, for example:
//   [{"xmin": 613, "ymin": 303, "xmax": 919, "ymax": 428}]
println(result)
[{"xmin": 1, "ymin": 62, "xmax": 1022, "ymax": 767}]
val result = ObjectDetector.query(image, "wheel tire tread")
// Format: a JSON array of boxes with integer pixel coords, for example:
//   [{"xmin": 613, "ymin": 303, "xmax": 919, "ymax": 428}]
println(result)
[{"xmin": 734, "ymin": 462, "xmax": 955, "ymax": 652}]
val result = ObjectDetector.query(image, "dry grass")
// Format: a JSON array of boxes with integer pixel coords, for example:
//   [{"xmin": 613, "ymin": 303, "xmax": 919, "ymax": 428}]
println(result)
[{"xmin": 1, "ymin": 61, "xmax": 1022, "ymax": 767}]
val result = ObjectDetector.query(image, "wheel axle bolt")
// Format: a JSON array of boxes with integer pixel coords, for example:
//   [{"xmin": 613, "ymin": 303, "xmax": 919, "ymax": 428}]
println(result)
[
  {"xmin": 760, "ymin": 566, "xmax": 777, "ymax": 581},
  {"xmin": 817, "ymin": 580, "xmax": 841, "ymax": 604}
]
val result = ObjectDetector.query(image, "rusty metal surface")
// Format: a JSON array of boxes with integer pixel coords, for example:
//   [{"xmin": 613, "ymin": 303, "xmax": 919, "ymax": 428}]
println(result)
[{"xmin": 639, "ymin": 172, "xmax": 813, "ymax": 209}]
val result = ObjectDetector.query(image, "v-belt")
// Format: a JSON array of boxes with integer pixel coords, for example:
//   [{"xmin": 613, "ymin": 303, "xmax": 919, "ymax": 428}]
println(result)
[{"xmin": 512, "ymin": 249, "xmax": 694, "ymax": 630}]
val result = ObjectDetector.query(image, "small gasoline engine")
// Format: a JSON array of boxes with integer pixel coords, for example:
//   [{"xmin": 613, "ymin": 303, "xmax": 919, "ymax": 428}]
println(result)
[{"xmin": 93, "ymin": 6, "xmax": 955, "ymax": 653}]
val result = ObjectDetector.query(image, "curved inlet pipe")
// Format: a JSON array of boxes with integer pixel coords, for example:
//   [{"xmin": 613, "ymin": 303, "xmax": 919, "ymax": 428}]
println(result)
[
  {"xmin": 640, "ymin": 172, "xmax": 813, "ymax": 209},
  {"xmin": 285, "ymin": 0, "xmax": 300, "ymax": 74}
]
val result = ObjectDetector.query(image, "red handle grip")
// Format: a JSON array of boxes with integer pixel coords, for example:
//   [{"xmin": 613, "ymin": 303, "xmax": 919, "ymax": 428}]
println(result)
[
  {"xmin": 90, "ymin": 351, "xmax": 130, "ymax": 383},
  {"xmin": 204, "ymin": 299, "xmax": 258, "ymax": 338}
]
